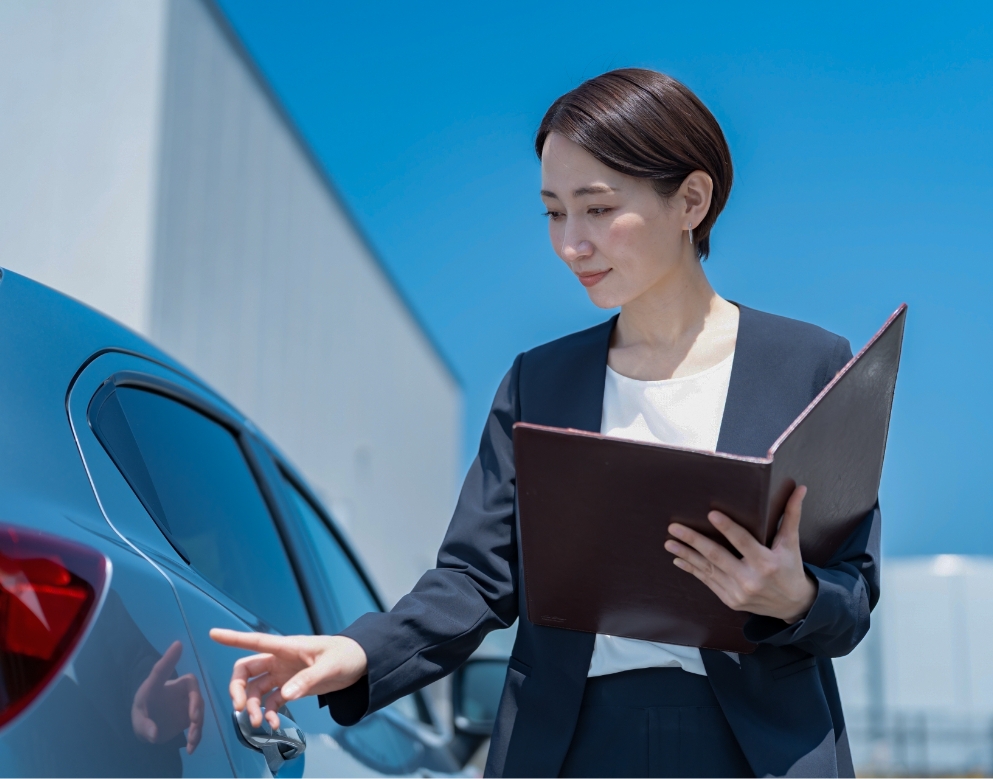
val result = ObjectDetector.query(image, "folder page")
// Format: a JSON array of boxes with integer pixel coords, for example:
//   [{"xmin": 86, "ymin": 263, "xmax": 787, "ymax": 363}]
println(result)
[{"xmin": 765, "ymin": 304, "xmax": 906, "ymax": 567}]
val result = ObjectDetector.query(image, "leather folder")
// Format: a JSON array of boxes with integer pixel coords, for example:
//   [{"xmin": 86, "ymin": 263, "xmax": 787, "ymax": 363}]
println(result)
[{"xmin": 514, "ymin": 304, "xmax": 906, "ymax": 653}]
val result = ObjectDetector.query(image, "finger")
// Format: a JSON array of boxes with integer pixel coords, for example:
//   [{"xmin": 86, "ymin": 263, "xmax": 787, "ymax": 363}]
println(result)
[
  {"xmin": 246, "ymin": 693, "xmax": 265, "ymax": 729},
  {"xmin": 230, "ymin": 654, "xmax": 275, "ymax": 711},
  {"xmin": 229, "ymin": 676, "xmax": 246, "ymax": 712},
  {"xmin": 264, "ymin": 685, "xmax": 287, "ymax": 714},
  {"xmin": 281, "ymin": 663, "xmax": 330, "ymax": 701},
  {"xmin": 262, "ymin": 691, "xmax": 284, "ymax": 730},
  {"xmin": 186, "ymin": 722, "xmax": 200, "ymax": 755},
  {"xmin": 244, "ymin": 672, "xmax": 279, "ymax": 708},
  {"xmin": 186, "ymin": 698, "xmax": 203, "ymax": 753},
  {"xmin": 773, "ymin": 485, "xmax": 807, "ymax": 549},
  {"xmin": 666, "ymin": 539, "xmax": 737, "ymax": 592},
  {"xmin": 233, "ymin": 653, "xmax": 278, "ymax": 679},
  {"xmin": 186, "ymin": 676, "xmax": 204, "ymax": 754},
  {"xmin": 133, "ymin": 712, "xmax": 157, "ymax": 743},
  {"xmin": 673, "ymin": 557, "xmax": 735, "ymax": 607},
  {"xmin": 210, "ymin": 629, "xmax": 298, "ymax": 656},
  {"xmin": 707, "ymin": 511, "xmax": 765, "ymax": 561},
  {"xmin": 146, "ymin": 640, "xmax": 183, "ymax": 689},
  {"xmin": 667, "ymin": 524, "xmax": 742, "ymax": 577}
]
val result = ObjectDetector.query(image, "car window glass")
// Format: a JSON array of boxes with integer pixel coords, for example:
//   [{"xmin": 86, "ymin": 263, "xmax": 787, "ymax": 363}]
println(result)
[
  {"xmin": 93, "ymin": 386, "xmax": 312, "ymax": 636},
  {"xmin": 278, "ymin": 472, "xmax": 379, "ymax": 627}
]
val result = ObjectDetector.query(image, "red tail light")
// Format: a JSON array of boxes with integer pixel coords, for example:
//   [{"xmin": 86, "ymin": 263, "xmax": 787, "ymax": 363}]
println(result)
[{"xmin": 0, "ymin": 525, "xmax": 107, "ymax": 727}]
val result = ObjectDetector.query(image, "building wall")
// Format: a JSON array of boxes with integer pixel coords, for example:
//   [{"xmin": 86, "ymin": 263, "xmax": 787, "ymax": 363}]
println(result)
[
  {"xmin": 836, "ymin": 555, "xmax": 993, "ymax": 715},
  {"xmin": 151, "ymin": 0, "xmax": 461, "ymax": 604},
  {"xmin": 0, "ymin": 0, "xmax": 166, "ymax": 332},
  {"xmin": 834, "ymin": 555, "xmax": 993, "ymax": 774},
  {"xmin": 0, "ymin": 0, "xmax": 462, "ymax": 606}
]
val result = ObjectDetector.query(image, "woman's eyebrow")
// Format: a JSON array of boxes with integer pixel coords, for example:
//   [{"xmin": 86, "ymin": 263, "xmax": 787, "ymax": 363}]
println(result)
[
  {"xmin": 540, "ymin": 185, "xmax": 618, "ymax": 199},
  {"xmin": 573, "ymin": 184, "xmax": 617, "ymax": 197}
]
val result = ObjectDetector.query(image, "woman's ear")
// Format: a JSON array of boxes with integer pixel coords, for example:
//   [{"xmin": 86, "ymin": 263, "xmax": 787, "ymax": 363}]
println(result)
[{"xmin": 681, "ymin": 170, "xmax": 714, "ymax": 228}]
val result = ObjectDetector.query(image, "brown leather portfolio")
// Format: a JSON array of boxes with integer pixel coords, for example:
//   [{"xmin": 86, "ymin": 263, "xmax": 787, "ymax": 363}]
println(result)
[{"xmin": 514, "ymin": 304, "xmax": 906, "ymax": 653}]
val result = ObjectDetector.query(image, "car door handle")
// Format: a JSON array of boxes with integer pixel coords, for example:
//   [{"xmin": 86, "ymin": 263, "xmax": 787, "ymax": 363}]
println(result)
[{"xmin": 234, "ymin": 707, "xmax": 307, "ymax": 774}]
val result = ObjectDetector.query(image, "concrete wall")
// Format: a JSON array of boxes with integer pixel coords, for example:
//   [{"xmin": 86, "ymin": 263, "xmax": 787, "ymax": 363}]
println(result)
[
  {"xmin": 0, "ymin": 0, "xmax": 167, "ymax": 332},
  {"xmin": 0, "ymin": 0, "xmax": 462, "ymax": 606},
  {"xmin": 151, "ymin": 0, "xmax": 461, "ymax": 604}
]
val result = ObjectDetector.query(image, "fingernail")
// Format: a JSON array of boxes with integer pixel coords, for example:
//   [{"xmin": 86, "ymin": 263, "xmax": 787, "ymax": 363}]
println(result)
[{"xmin": 283, "ymin": 683, "xmax": 299, "ymax": 699}]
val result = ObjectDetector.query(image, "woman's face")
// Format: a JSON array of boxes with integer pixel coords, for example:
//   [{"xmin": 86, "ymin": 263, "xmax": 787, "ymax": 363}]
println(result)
[{"xmin": 540, "ymin": 132, "xmax": 701, "ymax": 310}]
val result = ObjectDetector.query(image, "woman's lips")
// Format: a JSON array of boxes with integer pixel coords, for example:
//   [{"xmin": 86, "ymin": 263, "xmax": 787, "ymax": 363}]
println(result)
[{"xmin": 577, "ymin": 269, "xmax": 610, "ymax": 288}]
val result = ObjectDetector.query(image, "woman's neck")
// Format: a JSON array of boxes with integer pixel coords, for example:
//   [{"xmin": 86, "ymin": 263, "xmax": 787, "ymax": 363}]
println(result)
[{"xmin": 609, "ymin": 261, "xmax": 739, "ymax": 381}]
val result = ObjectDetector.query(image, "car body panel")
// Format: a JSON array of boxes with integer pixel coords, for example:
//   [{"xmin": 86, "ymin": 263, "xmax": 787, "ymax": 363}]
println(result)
[
  {"xmin": 0, "ymin": 523, "xmax": 234, "ymax": 776},
  {"xmin": 0, "ymin": 269, "xmax": 473, "ymax": 775}
]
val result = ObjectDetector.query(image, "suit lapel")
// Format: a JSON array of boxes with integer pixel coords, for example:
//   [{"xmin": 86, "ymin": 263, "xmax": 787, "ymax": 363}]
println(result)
[
  {"xmin": 519, "ymin": 314, "xmax": 617, "ymax": 433},
  {"xmin": 716, "ymin": 303, "xmax": 773, "ymax": 458}
]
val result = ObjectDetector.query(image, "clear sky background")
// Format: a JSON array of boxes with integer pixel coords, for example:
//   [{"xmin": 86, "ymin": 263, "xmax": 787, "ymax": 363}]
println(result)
[{"xmin": 217, "ymin": 0, "xmax": 991, "ymax": 557}]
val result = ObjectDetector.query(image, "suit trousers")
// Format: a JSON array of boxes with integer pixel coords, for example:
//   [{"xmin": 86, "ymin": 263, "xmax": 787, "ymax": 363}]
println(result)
[{"xmin": 559, "ymin": 667, "xmax": 754, "ymax": 778}]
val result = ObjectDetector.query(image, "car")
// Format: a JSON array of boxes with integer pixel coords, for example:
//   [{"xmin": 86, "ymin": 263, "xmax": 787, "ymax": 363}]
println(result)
[{"xmin": 0, "ymin": 268, "xmax": 508, "ymax": 777}]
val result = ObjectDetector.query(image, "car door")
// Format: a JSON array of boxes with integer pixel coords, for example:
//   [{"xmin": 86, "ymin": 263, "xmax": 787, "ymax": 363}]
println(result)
[{"xmin": 69, "ymin": 352, "xmax": 457, "ymax": 776}]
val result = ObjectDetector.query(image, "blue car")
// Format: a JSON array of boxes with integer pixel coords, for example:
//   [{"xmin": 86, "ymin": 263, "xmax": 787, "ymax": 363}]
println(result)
[{"xmin": 0, "ymin": 269, "xmax": 505, "ymax": 777}]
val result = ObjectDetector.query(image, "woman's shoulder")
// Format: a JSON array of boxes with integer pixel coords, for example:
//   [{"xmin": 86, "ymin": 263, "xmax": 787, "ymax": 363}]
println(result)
[
  {"xmin": 734, "ymin": 304, "xmax": 853, "ymax": 396},
  {"xmin": 736, "ymin": 303, "xmax": 850, "ymax": 357}
]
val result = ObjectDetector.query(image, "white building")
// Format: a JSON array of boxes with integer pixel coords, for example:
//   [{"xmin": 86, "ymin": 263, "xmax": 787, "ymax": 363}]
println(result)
[
  {"xmin": 0, "ymin": 0, "xmax": 462, "ymax": 606},
  {"xmin": 835, "ymin": 555, "xmax": 993, "ymax": 775}
]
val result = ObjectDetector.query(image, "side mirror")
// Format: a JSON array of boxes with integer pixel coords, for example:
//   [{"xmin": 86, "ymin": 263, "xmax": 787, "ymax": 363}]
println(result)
[{"xmin": 452, "ymin": 657, "xmax": 507, "ymax": 735}]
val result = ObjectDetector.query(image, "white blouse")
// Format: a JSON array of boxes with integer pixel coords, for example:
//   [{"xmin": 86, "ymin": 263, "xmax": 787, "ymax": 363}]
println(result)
[{"xmin": 588, "ymin": 351, "xmax": 735, "ymax": 678}]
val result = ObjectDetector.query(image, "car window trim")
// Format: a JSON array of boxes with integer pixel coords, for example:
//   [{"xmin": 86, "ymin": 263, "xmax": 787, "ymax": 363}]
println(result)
[
  {"xmin": 270, "ymin": 453, "xmax": 386, "ymax": 614},
  {"xmin": 86, "ymin": 370, "xmax": 324, "ymax": 636}
]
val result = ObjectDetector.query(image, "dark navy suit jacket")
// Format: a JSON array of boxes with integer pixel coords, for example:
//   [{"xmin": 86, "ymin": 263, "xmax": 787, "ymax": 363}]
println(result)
[{"xmin": 321, "ymin": 304, "xmax": 881, "ymax": 778}]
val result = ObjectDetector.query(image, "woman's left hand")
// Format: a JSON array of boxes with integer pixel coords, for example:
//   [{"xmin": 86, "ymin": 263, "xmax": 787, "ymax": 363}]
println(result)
[{"xmin": 665, "ymin": 485, "xmax": 817, "ymax": 624}]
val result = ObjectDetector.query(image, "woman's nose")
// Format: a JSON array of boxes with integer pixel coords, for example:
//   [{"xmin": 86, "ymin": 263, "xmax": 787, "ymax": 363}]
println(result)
[{"xmin": 560, "ymin": 231, "xmax": 594, "ymax": 263}]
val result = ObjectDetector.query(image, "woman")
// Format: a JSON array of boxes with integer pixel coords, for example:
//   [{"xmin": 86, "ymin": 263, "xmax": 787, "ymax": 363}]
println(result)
[{"xmin": 211, "ymin": 69, "xmax": 879, "ymax": 778}]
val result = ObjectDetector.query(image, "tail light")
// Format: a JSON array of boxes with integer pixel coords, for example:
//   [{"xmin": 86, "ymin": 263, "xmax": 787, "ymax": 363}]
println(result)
[{"xmin": 0, "ymin": 525, "xmax": 107, "ymax": 727}]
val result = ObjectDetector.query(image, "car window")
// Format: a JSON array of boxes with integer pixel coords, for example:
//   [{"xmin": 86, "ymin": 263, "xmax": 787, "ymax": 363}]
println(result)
[
  {"xmin": 278, "ymin": 471, "xmax": 379, "ymax": 628},
  {"xmin": 91, "ymin": 385, "xmax": 312, "ymax": 636},
  {"xmin": 278, "ymin": 470, "xmax": 432, "ymax": 725}
]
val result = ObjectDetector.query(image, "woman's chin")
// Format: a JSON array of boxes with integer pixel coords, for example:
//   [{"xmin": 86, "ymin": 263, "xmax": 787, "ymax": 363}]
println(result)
[{"xmin": 584, "ymin": 284, "xmax": 627, "ymax": 310}]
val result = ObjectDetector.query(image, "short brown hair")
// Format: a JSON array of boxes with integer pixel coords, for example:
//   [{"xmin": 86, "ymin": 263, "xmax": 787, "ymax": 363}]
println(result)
[{"xmin": 536, "ymin": 68, "xmax": 733, "ymax": 260}]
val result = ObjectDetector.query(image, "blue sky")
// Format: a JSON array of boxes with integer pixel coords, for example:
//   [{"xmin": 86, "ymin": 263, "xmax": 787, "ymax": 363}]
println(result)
[{"xmin": 217, "ymin": 0, "xmax": 992, "ymax": 557}]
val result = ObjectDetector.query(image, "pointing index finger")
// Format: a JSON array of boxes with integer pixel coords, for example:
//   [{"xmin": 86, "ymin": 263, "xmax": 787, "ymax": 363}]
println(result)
[{"xmin": 210, "ymin": 628, "xmax": 291, "ymax": 655}]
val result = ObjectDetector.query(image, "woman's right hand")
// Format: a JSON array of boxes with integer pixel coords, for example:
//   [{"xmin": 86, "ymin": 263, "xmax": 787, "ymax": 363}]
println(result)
[{"xmin": 209, "ymin": 629, "xmax": 368, "ymax": 729}]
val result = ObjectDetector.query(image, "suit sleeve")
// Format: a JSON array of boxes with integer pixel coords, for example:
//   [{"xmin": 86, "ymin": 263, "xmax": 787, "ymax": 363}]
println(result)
[
  {"xmin": 743, "ymin": 336, "xmax": 882, "ymax": 657},
  {"xmin": 319, "ymin": 354, "xmax": 523, "ymax": 725}
]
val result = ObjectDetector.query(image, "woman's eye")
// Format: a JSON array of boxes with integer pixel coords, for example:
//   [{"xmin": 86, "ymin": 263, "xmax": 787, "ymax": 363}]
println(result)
[
  {"xmin": 588, "ymin": 207, "xmax": 612, "ymax": 216},
  {"xmin": 542, "ymin": 210, "xmax": 564, "ymax": 220}
]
